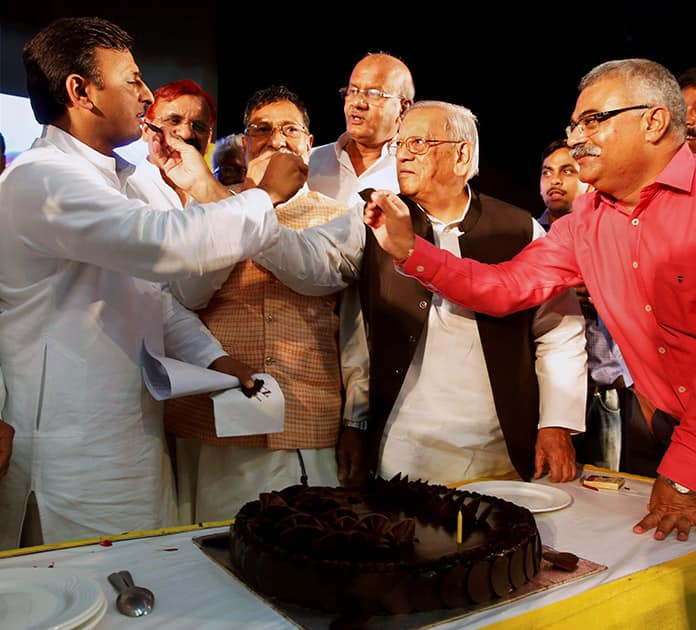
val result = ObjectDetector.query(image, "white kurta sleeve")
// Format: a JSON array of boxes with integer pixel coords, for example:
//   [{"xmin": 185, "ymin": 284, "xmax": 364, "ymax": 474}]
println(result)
[
  {"xmin": 5, "ymin": 156, "xmax": 279, "ymax": 283},
  {"xmin": 168, "ymin": 267, "xmax": 233, "ymax": 311},
  {"xmin": 339, "ymin": 288, "xmax": 370, "ymax": 428},
  {"xmin": 530, "ymin": 218, "xmax": 587, "ymax": 432},
  {"xmin": 254, "ymin": 204, "xmax": 365, "ymax": 296},
  {"xmin": 161, "ymin": 286, "xmax": 227, "ymax": 368}
]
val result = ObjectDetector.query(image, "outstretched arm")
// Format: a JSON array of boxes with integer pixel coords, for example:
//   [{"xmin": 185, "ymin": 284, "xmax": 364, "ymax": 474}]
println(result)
[
  {"xmin": 255, "ymin": 204, "xmax": 364, "ymax": 295},
  {"xmin": 365, "ymin": 190, "xmax": 583, "ymax": 317}
]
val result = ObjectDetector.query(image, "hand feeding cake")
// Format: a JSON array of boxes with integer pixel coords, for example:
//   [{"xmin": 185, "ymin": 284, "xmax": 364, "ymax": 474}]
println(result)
[{"xmin": 230, "ymin": 474, "xmax": 541, "ymax": 623}]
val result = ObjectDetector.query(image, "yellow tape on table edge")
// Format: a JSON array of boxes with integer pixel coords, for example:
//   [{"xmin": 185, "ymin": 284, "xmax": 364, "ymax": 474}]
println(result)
[
  {"xmin": 478, "ymin": 466, "xmax": 691, "ymax": 629},
  {"xmin": 0, "ymin": 519, "xmax": 235, "ymax": 559},
  {"xmin": 484, "ymin": 549, "xmax": 696, "ymax": 630}
]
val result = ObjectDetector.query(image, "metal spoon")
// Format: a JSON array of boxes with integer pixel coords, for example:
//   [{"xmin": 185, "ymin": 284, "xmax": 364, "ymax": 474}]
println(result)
[{"xmin": 108, "ymin": 570, "xmax": 155, "ymax": 617}]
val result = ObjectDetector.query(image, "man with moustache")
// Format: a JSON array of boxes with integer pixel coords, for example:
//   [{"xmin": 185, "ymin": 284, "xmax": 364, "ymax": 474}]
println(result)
[
  {"xmin": 538, "ymin": 138, "xmax": 588, "ymax": 228},
  {"xmin": 364, "ymin": 58, "xmax": 696, "ymax": 543},
  {"xmin": 165, "ymin": 86, "xmax": 351, "ymax": 520},
  {"xmin": 0, "ymin": 17, "xmax": 304, "ymax": 548}
]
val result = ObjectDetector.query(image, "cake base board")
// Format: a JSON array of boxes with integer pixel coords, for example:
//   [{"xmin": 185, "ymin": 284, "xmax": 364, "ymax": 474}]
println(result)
[{"xmin": 193, "ymin": 532, "xmax": 605, "ymax": 629}]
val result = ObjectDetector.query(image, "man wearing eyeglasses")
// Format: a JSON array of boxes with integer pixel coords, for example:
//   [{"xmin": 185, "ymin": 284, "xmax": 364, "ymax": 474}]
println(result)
[
  {"xmin": 307, "ymin": 52, "xmax": 415, "ymax": 488},
  {"xmin": 365, "ymin": 58, "xmax": 696, "ymax": 543},
  {"xmin": 256, "ymin": 101, "xmax": 587, "ymax": 489},
  {"xmin": 308, "ymin": 52, "xmax": 414, "ymax": 204},
  {"xmin": 129, "ymin": 79, "xmax": 216, "ymax": 208},
  {"xmin": 164, "ymin": 85, "xmax": 352, "ymax": 521}
]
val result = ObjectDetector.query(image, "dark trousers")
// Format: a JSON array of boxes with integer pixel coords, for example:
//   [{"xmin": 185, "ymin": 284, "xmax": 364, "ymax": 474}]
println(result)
[{"xmin": 619, "ymin": 389, "xmax": 678, "ymax": 478}]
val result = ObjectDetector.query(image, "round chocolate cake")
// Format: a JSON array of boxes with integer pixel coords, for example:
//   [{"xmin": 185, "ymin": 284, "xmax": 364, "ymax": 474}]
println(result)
[{"xmin": 230, "ymin": 474, "xmax": 541, "ymax": 620}]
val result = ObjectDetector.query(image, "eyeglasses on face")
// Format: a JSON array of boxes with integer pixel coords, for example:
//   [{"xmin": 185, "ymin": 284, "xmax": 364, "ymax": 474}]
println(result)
[
  {"xmin": 339, "ymin": 86, "xmax": 402, "ymax": 104},
  {"xmin": 388, "ymin": 136, "xmax": 464, "ymax": 156},
  {"xmin": 153, "ymin": 115, "xmax": 211, "ymax": 135},
  {"xmin": 565, "ymin": 104, "xmax": 652, "ymax": 138},
  {"xmin": 244, "ymin": 122, "xmax": 308, "ymax": 139}
]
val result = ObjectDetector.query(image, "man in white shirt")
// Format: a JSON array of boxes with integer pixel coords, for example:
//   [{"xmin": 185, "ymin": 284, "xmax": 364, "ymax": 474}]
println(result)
[
  {"xmin": 129, "ymin": 78, "xmax": 217, "ymax": 209},
  {"xmin": 0, "ymin": 16, "xmax": 305, "ymax": 549},
  {"xmin": 257, "ymin": 101, "xmax": 587, "ymax": 486},
  {"xmin": 308, "ymin": 53, "xmax": 414, "ymax": 486},
  {"xmin": 308, "ymin": 53, "xmax": 414, "ymax": 207}
]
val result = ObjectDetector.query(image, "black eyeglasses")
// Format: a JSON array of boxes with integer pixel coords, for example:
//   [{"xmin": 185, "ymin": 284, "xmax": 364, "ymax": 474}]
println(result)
[
  {"xmin": 244, "ymin": 122, "xmax": 308, "ymax": 139},
  {"xmin": 389, "ymin": 137, "xmax": 464, "ymax": 156},
  {"xmin": 565, "ymin": 104, "xmax": 652, "ymax": 138},
  {"xmin": 153, "ymin": 115, "xmax": 211, "ymax": 135},
  {"xmin": 339, "ymin": 86, "xmax": 402, "ymax": 104}
]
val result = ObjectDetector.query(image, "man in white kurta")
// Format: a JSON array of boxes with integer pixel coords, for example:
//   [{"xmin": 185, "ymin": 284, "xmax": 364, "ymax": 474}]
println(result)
[
  {"xmin": 0, "ymin": 16, "xmax": 305, "ymax": 549},
  {"xmin": 0, "ymin": 126, "xmax": 287, "ymax": 549}
]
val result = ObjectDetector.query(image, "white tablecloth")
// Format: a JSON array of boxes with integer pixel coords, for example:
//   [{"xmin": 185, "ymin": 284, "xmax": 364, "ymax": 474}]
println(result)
[{"xmin": 1, "ymin": 473, "xmax": 695, "ymax": 628}]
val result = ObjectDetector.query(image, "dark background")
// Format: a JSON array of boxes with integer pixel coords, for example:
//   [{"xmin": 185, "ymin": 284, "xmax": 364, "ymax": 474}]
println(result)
[{"xmin": 1, "ymin": 1, "xmax": 692, "ymax": 215}]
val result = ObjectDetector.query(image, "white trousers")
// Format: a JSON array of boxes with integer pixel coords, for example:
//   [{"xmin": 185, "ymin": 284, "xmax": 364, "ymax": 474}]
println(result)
[{"xmin": 175, "ymin": 440, "xmax": 339, "ymax": 523}]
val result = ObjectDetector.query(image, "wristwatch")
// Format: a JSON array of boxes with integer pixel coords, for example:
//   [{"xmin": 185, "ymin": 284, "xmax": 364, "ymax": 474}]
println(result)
[{"xmin": 661, "ymin": 475, "xmax": 695, "ymax": 494}]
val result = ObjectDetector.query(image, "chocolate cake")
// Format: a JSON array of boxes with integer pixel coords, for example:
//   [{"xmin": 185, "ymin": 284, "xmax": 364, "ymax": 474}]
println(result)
[{"xmin": 230, "ymin": 474, "xmax": 541, "ymax": 622}]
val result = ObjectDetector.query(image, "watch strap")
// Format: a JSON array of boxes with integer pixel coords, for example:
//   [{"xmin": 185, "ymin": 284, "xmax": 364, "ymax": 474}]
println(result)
[{"xmin": 661, "ymin": 475, "xmax": 694, "ymax": 494}]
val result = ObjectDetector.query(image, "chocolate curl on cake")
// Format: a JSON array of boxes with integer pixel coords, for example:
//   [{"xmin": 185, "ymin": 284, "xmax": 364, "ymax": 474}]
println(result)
[{"xmin": 542, "ymin": 550, "xmax": 579, "ymax": 572}]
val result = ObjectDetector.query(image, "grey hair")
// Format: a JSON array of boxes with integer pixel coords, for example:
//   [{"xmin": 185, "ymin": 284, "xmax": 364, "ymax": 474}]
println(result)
[
  {"xmin": 579, "ymin": 59, "xmax": 686, "ymax": 143},
  {"xmin": 211, "ymin": 132, "xmax": 244, "ymax": 170},
  {"xmin": 409, "ymin": 100, "xmax": 480, "ymax": 181}
]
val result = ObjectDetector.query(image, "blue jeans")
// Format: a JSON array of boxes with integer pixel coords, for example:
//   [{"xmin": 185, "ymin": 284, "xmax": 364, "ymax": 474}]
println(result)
[
  {"xmin": 589, "ymin": 388, "xmax": 622, "ymax": 470},
  {"xmin": 575, "ymin": 387, "xmax": 622, "ymax": 471}
]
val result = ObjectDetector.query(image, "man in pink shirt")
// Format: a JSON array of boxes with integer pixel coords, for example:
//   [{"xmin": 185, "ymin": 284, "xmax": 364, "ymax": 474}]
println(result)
[{"xmin": 364, "ymin": 58, "xmax": 696, "ymax": 543}]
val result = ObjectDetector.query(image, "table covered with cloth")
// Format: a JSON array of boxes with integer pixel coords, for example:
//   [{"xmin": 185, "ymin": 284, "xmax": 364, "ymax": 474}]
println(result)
[{"xmin": 0, "ymin": 466, "xmax": 695, "ymax": 629}]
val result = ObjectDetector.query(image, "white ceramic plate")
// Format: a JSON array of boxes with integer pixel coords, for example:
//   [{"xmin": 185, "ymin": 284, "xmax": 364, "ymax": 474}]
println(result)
[
  {"xmin": 458, "ymin": 480, "xmax": 572, "ymax": 513},
  {"xmin": 73, "ymin": 596, "xmax": 107, "ymax": 630},
  {"xmin": 0, "ymin": 568, "xmax": 105, "ymax": 630}
]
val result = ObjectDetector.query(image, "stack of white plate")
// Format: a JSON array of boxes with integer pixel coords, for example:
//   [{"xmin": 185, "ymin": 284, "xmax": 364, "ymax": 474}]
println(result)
[{"xmin": 0, "ymin": 567, "xmax": 107, "ymax": 629}]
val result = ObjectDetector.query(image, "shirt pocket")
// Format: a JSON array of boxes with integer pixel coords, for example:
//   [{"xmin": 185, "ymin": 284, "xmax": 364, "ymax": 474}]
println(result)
[
  {"xmin": 37, "ymin": 341, "xmax": 87, "ymax": 434},
  {"xmin": 653, "ymin": 263, "xmax": 695, "ymax": 336}
]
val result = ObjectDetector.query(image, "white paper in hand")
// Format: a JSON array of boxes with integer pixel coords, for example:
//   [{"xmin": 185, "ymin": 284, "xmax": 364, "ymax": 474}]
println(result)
[
  {"xmin": 212, "ymin": 374, "xmax": 284, "ymax": 437},
  {"xmin": 141, "ymin": 341, "xmax": 240, "ymax": 400}
]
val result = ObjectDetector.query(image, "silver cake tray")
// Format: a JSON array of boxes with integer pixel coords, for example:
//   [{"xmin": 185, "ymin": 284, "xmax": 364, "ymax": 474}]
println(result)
[{"xmin": 193, "ymin": 532, "xmax": 606, "ymax": 629}]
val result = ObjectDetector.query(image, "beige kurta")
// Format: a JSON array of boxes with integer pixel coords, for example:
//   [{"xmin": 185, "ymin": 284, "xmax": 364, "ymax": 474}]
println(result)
[{"xmin": 166, "ymin": 191, "xmax": 348, "ymax": 448}]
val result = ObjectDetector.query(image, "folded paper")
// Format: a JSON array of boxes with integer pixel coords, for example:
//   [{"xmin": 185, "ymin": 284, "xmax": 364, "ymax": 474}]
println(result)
[
  {"xmin": 212, "ymin": 375, "xmax": 284, "ymax": 437},
  {"xmin": 141, "ymin": 342, "xmax": 284, "ymax": 436}
]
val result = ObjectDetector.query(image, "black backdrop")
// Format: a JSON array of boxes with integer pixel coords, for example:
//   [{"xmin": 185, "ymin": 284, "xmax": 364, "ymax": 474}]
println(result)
[{"xmin": 1, "ymin": 1, "xmax": 692, "ymax": 215}]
